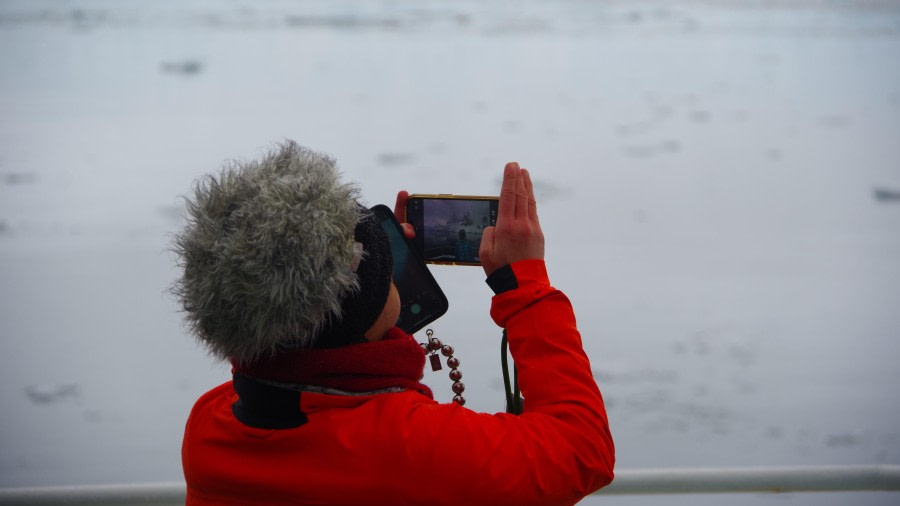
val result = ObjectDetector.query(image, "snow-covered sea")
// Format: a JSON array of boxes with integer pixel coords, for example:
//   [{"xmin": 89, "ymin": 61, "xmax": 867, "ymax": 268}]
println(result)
[{"xmin": 1, "ymin": 1, "xmax": 899, "ymax": 504}]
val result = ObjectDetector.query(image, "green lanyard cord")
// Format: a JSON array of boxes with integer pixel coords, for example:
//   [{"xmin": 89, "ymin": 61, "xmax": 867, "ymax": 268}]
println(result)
[{"xmin": 501, "ymin": 329, "xmax": 523, "ymax": 415}]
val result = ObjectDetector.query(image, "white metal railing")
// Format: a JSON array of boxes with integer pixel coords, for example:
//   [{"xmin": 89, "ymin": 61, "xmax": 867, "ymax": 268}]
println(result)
[
  {"xmin": 0, "ymin": 466, "xmax": 898, "ymax": 505},
  {"xmin": 597, "ymin": 465, "xmax": 900, "ymax": 495},
  {"xmin": 0, "ymin": 481, "xmax": 184, "ymax": 506}
]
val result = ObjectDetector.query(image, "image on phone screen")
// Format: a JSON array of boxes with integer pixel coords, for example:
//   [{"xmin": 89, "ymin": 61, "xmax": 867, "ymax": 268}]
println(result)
[
  {"xmin": 371, "ymin": 205, "xmax": 448, "ymax": 335},
  {"xmin": 406, "ymin": 196, "xmax": 498, "ymax": 266}
]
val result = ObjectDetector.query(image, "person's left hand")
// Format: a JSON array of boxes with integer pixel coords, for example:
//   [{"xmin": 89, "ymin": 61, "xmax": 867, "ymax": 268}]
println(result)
[
  {"xmin": 394, "ymin": 191, "xmax": 415, "ymax": 239},
  {"xmin": 479, "ymin": 162, "xmax": 545, "ymax": 276}
]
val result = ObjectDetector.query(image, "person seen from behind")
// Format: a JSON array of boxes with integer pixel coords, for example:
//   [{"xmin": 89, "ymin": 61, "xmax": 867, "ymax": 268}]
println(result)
[
  {"xmin": 454, "ymin": 229, "xmax": 476, "ymax": 263},
  {"xmin": 174, "ymin": 141, "xmax": 615, "ymax": 505}
]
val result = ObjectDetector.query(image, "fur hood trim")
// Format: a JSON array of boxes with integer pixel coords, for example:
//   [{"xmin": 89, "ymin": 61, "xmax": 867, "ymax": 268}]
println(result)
[{"xmin": 173, "ymin": 141, "xmax": 363, "ymax": 364}]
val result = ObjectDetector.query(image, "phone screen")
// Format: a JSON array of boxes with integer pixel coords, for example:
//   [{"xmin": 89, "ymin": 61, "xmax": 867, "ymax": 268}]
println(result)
[
  {"xmin": 371, "ymin": 205, "xmax": 448, "ymax": 335},
  {"xmin": 406, "ymin": 196, "xmax": 499, "ymax": 266}
]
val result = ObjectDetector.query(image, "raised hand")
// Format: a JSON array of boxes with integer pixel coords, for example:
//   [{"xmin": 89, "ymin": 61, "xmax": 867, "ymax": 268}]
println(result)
[{"xmin": 479, "ymin": 162, "xmax": 545, "ymax": 276}]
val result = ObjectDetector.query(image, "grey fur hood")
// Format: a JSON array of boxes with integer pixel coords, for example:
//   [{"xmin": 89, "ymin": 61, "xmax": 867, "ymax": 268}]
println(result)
[{"xmin": 172, "ymin": 141, "xmax": 363, "ymax": 364}]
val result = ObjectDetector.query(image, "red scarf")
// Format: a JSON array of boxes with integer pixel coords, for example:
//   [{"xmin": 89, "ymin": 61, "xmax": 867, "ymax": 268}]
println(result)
[{"xmin": 233, "ymin": 327, "xmax": 433, "ymax": 399}]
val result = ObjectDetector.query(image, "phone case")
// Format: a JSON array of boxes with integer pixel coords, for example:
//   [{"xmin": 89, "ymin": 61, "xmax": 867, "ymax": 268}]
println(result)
[{"xmin": 370, "ymin": 205, "xmax": 448, "ymax": 335}]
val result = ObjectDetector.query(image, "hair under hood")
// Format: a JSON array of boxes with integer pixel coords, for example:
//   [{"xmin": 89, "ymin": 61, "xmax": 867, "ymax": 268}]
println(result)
[{"xmin": 172, "ymin": 141, "xmax": 367, "ymax": 364}]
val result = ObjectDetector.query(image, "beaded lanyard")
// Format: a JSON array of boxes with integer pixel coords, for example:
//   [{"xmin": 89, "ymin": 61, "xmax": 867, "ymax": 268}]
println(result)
[{"xmin": 420, "ymin": 329, "xmax": 465, "ymax": 405}]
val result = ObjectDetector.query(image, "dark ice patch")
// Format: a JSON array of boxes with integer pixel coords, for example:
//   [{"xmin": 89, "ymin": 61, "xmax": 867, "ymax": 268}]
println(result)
[
  {"xmin": 25, "ymin": 384, "xmax": 81, "ymax": 405},
  {"xmin": 502, "ymin": 120, "xmax": 521, "ymax": 133},
  {"xmin": 689, "ymin": 110, "xmax": 711, "ymax": 123},
  {"xmin": 873, "ymin": 187, "xmax": 900, "ymax": 203},
  {"xmin": 624, "ymin": 139, "xmax": 681, "ymax": 158},
  {"xmin": 160, "ymin": 60, "xmax": 203, "ymax": 76},
  {"xmin": 616, "ymin": 121, "xmax": 653, "ymax": 137},
  {"xmin": 825, "ymin": 431, "xmax": 863, "ymax": 448},
  {"xmin": 377, "ymin": 153, "xmax": 415, "ymax": 166},
  {"xmin": 2, "ymin": 172, "xmax": 37, "ymax": 185},
  {"xmin": 284, "ymin": 14, "xmax": 403, "ymax": 30}
]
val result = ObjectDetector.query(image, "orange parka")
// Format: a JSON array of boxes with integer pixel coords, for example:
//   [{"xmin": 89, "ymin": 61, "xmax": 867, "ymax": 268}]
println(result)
[{"xmin": 182, "ymin": 260, "xmax": 615, "ymax": 505}]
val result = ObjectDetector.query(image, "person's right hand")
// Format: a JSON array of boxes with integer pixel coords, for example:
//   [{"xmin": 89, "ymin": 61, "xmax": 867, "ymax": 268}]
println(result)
[{"xmin": 479, "ymin": 162, "xmax": 545, "ymax": 277}]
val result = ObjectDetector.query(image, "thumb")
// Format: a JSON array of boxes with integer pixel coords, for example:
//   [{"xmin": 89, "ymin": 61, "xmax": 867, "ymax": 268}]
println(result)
[{"xmin": 479, "ymin": 226, "xmax": 497, "ymax": 276}]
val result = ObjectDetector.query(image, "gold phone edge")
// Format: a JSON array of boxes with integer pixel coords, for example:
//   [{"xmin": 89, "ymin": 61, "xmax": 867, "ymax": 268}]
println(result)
[
  {"xmin": 425, "ymin": 259, "xmax": 482, "ymax": 267},
  {"xmin": 407, "ymin": 194, "xmax": 498, "ymax": 201}
]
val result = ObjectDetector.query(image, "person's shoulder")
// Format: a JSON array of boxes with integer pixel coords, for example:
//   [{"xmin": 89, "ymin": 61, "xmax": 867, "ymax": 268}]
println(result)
[
  {"xmin": 200, "ymin": 380, "xmax": 234, "ymax": 399},
  {"xmin": 188, "ymin": 381, "xmax": 234, "ymax": 417}
]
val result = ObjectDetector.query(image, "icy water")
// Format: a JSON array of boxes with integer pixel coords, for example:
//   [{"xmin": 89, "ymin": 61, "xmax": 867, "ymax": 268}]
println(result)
[{"xmin": 1, "ymin": 1, "xmax": 899, "ymax": 504}]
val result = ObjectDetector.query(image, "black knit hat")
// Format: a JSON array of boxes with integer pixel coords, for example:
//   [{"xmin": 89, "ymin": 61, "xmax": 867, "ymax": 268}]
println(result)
[{"xmin": 313, "ymin": 207, "xmax": 393, "ymax": 348}]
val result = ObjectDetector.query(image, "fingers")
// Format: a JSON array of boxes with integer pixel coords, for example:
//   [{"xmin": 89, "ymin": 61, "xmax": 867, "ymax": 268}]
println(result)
[
  {"xmin": 499, "ymin": 162, "xmax": 533, "ymax": 223},
  {"xmin": 522, "ymin": 169, "xmax": 539, "ymax": 224},
  {"xmin": 394, "ymin": 190, "xmax": 415, "ymax": 239},
  {"xmin": 498, "ymin": 162, "xmax": 519, "ymax": 224},
  {"xmin": 515, "ymin": 165, "xmax": 529, "ymax": 220},
  {"xmin": 483, "ymin": 162, "xmax": 545, "ymax": 275},
  {"xmin": 479, "ymin": 226, "xmax": 496, "ymax": 276},
  {"xmin": 394, "ymin": 190, "xmax": 409, "ymax": 222}
]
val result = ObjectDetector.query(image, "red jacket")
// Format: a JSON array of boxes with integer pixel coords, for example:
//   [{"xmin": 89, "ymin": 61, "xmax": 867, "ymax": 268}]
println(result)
[{"xmin": 183, "ymin": 260, "xmax": 615, "ymax": 505}]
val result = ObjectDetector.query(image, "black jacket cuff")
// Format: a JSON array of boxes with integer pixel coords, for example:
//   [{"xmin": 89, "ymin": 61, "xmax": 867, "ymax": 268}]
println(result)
[{"xmin": 485, "ymin": 264, "xmax": 518, "ymax": 294}]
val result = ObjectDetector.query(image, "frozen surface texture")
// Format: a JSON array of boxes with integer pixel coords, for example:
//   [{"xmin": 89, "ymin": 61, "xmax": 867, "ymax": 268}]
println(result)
[{"xmin": 1, "ymin": 1, "xmax": 899, "ymax": 505}]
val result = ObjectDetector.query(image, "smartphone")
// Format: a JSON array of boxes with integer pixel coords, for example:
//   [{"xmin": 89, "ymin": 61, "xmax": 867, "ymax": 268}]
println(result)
[
  {"xmin": 370, "ymin": 204, "xmax": 449, "ymax": 335},
  {"xmin": 405, "ymin": 195, "xmax": 499, "ymax": 266}
]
